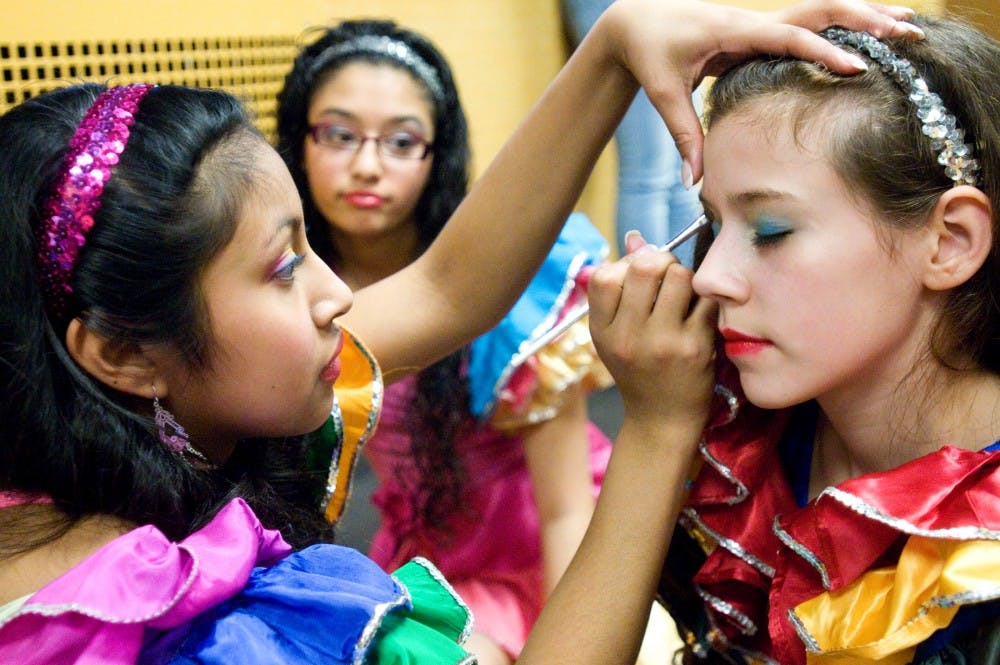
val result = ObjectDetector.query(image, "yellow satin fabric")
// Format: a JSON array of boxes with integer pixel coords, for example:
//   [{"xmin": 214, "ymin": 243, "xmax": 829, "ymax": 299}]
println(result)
[
  {"xmin": 793, "ymin": 536, "xmax": 1000, "ymax": 664},
  {"xmin": 322, "ymin": 329, "xmax": 382, "ymax": 524},
  {"xmin": 490, "ymin": 315, "xmax": 612, "ymax": 430}
]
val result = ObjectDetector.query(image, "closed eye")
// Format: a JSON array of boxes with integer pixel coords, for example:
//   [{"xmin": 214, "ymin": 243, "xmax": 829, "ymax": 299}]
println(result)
[{"xmin": 751, "ymin": 217, "xmax": 793, "ymax": 247}]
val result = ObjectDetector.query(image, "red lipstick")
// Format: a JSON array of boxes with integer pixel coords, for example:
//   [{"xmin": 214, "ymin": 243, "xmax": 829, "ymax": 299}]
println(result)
[{"xmin": 720, "ymin": 328, "xmax": 772, "ymax": 357}]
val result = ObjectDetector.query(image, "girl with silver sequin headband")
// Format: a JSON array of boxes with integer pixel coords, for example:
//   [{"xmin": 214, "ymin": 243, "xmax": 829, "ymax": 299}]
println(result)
[
  {"xmin": 277, "ymin": 20, "xmax": 468, "ymax": 270},
  {"xmin": 612, "ymin": 14, "xmax": 1000, "ymax": 665},
  {"xmin": 277, "ymin": 19, "xmax": 640, "ymax": 665}
]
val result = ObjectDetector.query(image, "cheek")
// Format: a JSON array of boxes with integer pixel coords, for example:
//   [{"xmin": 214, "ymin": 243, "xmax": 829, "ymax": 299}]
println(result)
[
  {"xmin": 400, "ymin": 163, "xmax": 433, "ymax": 203},
  {"xmin": 303, "ymin": 149, "xmax": 342, "ymax": 193}
]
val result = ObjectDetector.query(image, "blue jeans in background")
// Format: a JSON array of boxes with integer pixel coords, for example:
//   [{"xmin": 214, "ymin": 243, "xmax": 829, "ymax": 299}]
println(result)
[{"xmin": 562, "ymin": 0, "xmax": 704, "ymax": 266}]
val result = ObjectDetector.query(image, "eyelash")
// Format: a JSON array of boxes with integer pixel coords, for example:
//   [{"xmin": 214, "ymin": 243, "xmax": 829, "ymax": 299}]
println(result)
[
  {"xmin": 704, "ymin": 214, "xmax": 791, "ymax": 247},
  {"xmin": 751, "ymin": 226, "xmax": 792, "ymax": 247},
  {"xmin": 273, "ymin": 253, "xmax": 305, "ymax": 282}
]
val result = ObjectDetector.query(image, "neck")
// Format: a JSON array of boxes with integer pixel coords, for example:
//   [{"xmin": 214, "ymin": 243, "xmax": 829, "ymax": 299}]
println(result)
[
  {"xmin": 329, "ymin": 222, "xmax": 421, "ymax": 290},
  {"xmin": 0, "ymin": 504, "xmax": 135, "ymax": 604},
  {"xmin": 811, "ymin": 363, "xmax": 1000, "ymax": 494}
]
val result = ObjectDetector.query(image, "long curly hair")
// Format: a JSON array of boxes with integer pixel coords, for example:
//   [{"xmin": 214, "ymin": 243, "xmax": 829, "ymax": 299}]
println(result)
[{"xmin": 276, "ymin": 20, "xmax": 473, "ymax": 531}]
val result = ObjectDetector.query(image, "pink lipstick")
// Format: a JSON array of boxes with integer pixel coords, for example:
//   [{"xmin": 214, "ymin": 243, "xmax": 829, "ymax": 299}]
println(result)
[
  {"xmin": 321, "ymin": 335, "xmax": 344, "ymax": 383},
  {"xmin": 344, "ymin": 191, "xmax": 384, "ymax": 209}
]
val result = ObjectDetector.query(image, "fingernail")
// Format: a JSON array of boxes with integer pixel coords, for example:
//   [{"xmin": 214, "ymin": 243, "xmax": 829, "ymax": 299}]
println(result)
[
  {"xmin": 682, "ymin": 160, "xmax": 694, "ymax": 190},
  {"xmin": 846, "ymin": 54, "xmax": 869, "ymax": 72},
  {"xmin": 624, "ymin": 230, "xmax": 642, "ymax": 244},
  {"xmin": 899, "ymin": 22, "xmax": 925, "ymax": 39}
]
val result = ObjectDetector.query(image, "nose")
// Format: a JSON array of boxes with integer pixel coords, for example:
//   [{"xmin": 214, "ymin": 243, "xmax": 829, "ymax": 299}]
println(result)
[
  {"xmin": 691, "ymin": 225, "xmax": 750, "ymax": 305},
  {"xmin": 348, "ymin": 137, "xmax": 384, "ymax": 181},
  {"xmin": 308, "ymin": 250, "xmax": 354, "ymax": 329}
]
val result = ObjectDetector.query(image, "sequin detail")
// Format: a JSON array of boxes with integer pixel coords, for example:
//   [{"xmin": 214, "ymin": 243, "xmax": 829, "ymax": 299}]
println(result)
[
  {"xmin": 822, "ymin": 28, "xmax": 981, "ymax": 187},
  {"xmin": 773, "ymin": 515, "xmax": 832, "ymax": 590},
  {"xmin": 697, "ymin": 588, "xmax": 760, "ymax": 636},
  {"xmin": 35, "ymin": 84, "xmax": 154, "ymax": 320},
  {"xmin": 822, "ymin": 486, "xmax": 1000, "ymax": 541},
  {"xmin": 681, "ymin": 508, "xmax": 776, "ymax": 578},
  {"xmin": 697, "ymin": 440, "xmax": 750, "ymax": 505},
  {"xmin": 310, "ymin": 35, "xmax": 445, "ymax": 103}
]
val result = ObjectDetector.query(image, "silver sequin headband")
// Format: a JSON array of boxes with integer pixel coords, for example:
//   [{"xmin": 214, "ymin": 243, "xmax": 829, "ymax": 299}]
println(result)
[
  {"xmin": 821, "ymin": 27, "xmax": 981, "ymax": 187},
  {"xmin": 310, "ymin": 34, "xmax": 445, "ymax": 103}
]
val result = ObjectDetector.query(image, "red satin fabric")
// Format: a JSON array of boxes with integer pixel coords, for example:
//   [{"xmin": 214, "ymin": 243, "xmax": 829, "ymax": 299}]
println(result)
[{"xmin": 682, "ymin": 358, "xmax": 1000, "ymax": 665}]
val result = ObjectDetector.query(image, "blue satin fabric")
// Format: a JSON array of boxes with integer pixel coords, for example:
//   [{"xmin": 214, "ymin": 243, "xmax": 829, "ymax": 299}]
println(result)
[
  {"xmin": 148, "ymin": 544, "xmax": 410, "ymax": 664},
  {"xmin": 466, "ymin": 211, "xmax": 608, "ymax": 418}
]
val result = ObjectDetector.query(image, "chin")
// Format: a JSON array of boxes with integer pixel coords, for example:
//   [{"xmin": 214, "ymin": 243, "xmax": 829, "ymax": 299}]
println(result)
[{"xmin": 741, "ymin": 384, "xmax": 805, "ymax": 411}]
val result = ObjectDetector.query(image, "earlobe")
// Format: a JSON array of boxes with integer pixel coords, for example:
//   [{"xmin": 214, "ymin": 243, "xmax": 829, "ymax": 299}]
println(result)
[
  {"xmin": 923, "ymin": 185, "xmax": 993, "ymax": 291},
  {"xmin": 65, "ymin": 318, "xmax": 158, "ymax": 399}
]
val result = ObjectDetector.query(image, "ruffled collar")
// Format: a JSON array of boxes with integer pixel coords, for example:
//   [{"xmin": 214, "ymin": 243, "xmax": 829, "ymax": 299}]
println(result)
[
  {"xmin": 0, "ymin": 498, "xmax": 291, "ymax": 664},
  {"xmin": 681, "ymin": 359, "xmax": 1000, "ymax": 665}
]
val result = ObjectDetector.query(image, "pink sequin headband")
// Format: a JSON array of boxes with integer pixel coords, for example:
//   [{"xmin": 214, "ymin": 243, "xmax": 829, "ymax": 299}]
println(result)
[{"xmin": 35, "ymin": 84, "xmax": 154, "ymax": 321}]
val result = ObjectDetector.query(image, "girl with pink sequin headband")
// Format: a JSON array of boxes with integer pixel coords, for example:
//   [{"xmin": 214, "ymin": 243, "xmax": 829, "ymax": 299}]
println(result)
[
  {"xmin": 0, "ymin": 1, "xmax": 925, "ymax": 663},
  {"xmin": 35, "ymin": 84, "xmax": 154, "ymax": 322}
]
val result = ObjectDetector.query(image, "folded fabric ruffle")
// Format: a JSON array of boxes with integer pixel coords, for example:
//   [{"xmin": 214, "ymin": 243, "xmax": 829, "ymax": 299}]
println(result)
[
  {"xmin": 308, "ymin": 327, "xmax": 383, "ymax": 525},
  {"xmin": 0, "ymin": 498, "xmax": 291, "ymax": 664},
  {"xmin": 166, "ymin": 549, "xmax": 474, "ymax": 665},
  {"xmin": 467, "ymin": 212, "xmax": 611, "ymax": 429}
]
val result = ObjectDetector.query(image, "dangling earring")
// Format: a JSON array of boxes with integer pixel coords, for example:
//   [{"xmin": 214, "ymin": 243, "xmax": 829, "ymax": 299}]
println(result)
[
  {"xmin": 152, "ymin": 387, "xmax": 215, "ymax": 468},
  {"xmin": 152, "ymin": 386, "xmax": 189, "ymax": 453}
]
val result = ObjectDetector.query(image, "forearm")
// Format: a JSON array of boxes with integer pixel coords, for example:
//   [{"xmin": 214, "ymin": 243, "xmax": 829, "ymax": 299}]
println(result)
[
  {"xmin": 539, "ymin": 507, "xmax": 594, "ymax": 596},
  {"xmin": 344, "ymin": 20, "xmax": 636, "ymax": 378},
  {"xmin": 519, "ymin": 417, "xmax": 702, "ymax": 665}
]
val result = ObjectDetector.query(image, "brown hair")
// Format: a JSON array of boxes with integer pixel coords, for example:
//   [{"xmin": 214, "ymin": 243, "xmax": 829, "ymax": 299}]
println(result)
[{"xmin": 704, "ymin": 14, "xmax": 1000, "ymax": 373}]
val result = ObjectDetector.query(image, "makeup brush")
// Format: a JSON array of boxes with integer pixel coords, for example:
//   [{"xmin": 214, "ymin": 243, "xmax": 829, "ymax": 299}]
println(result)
[{"xmin": 511, "ymin": 213, "xmax": 709, "ymax": 365}]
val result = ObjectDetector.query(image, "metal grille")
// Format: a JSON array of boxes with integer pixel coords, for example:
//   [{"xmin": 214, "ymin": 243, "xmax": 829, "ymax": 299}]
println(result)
[{"xmin": 0, "ymin": 35, "xmax": 300, "ymax": 141}]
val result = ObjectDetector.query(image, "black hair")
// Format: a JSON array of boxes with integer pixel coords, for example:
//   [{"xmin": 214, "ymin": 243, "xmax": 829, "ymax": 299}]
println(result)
[
  {"xmin": 0, "ymin": 84, "xmax": 333, "ymax": 554},
  {"xmin": 276, "ymin": 20, "xmax": 472, "ymax": 532}
]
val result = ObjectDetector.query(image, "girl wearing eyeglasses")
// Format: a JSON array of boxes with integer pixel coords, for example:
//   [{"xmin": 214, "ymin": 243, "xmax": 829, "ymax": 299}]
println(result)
[{"xmin": 276, "ymin": 19, "xmax": 639, "ymax": 665}]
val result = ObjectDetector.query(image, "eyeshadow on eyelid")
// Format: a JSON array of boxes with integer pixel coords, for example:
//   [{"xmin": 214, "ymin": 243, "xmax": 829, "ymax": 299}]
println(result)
[{"xmin": 752, "ymin": 216, "xmax": 792, "ymax": 236}]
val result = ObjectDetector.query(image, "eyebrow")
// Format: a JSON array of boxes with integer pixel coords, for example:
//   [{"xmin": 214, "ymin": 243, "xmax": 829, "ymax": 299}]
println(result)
[
  {"xmin": 264, "ymin": 216, "xmax": 301, "ymax": 251},
  {"xmin": 314, "ymin": 108, "xmax": 429, "ymax": 128},
  {"xmin": 699, "ymin": 188, "xmax": 795, "ymax": 211}
]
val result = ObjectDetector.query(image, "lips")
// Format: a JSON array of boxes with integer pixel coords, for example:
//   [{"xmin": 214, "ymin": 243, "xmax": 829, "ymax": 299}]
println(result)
[
  {"xmin": 321, "ymin": 334, "xmax": 344, "ymax": 383},
  {"xmin": 720, "ymin": 327, "xmax": 772, "ymax": 357},
  {"xmin": 344, "ymin": 191, "xmax": 384, "ymax": 209}
]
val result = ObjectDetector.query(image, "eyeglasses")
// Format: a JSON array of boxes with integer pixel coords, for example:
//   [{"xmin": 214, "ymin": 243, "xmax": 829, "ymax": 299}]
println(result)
[{"xmin": 308, "ymin": 123, "xmax": 433, "ymax": 160}]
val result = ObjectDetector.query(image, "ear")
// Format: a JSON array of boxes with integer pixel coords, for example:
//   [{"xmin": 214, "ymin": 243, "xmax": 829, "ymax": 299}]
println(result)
[
  {"xmin": 65, "ymin": 318, "xmax": 158, "ymax": 399},
  {"xmin": 922, "ymin": 185, "xmax": 993, "ymax": 292}
]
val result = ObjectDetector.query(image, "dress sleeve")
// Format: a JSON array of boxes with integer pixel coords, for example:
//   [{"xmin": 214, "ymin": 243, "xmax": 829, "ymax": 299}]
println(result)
[{"xmin": 465, "ymin": 212, "xmax": 613, "ymax": 431}]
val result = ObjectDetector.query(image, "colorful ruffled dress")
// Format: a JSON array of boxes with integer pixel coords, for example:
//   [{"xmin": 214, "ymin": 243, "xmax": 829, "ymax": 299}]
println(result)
[
  {"xmin": 364, "ymin": 213, "xmax": 614, "ymax": 658},
  {"xmin": 661, "ymin": 359, "xmax": 1000, "ymax": 665},
  {"xmin": 0, "ymin": 332, "xmax": 475, "ymax": 665}
]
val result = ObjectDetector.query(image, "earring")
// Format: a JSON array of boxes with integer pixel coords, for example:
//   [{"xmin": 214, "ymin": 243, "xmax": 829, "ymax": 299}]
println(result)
[{"xmin": 152, "ymin": 386, "xmax": 189, "ymax": 454}]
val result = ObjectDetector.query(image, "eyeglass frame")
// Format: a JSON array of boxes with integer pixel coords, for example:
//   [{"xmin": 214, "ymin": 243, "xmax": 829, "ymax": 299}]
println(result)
[{"xmin": 307, "ymin": 122, "xmax": 434, "ymax": 161}]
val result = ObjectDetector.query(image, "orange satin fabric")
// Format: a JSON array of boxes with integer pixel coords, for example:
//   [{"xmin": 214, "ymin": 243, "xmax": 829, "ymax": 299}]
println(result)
[{"xmin": 322, "ymin": 328, "xmax": 382, "ymax": 524}]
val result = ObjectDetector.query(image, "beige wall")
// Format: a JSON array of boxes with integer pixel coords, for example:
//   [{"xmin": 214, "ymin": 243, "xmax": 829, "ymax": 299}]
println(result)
[
  {"xmin": 947, "ymin": 0, "xmax": 1000, "ymax": 40},
  {"xmin": 0, "ymin": 0, "xmax": 972, "ymax": 248}
]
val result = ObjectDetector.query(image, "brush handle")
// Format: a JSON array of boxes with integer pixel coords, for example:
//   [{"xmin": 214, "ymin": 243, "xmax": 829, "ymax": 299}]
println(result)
[{"xmin": 510, "ymin": 213, "xmax": 709, "ymax": 366}]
